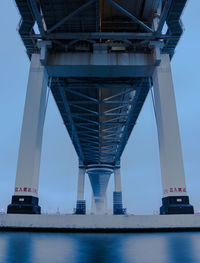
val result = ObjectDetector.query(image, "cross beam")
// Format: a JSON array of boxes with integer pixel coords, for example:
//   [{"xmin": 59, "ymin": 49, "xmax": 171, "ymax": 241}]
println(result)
[{"xmin": 47, "ymin": 0, "xmax": 97, "ymax": 34}]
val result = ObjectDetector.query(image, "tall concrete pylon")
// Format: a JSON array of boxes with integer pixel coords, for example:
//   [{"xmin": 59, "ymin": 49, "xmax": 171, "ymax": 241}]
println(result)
[
  {"xmin": 7, "ymin": 54, "xmax": 48, "ymax": 214},
  {"xmin": 152, "ymin": 54, "xmax": 194, "ymax": 214}
]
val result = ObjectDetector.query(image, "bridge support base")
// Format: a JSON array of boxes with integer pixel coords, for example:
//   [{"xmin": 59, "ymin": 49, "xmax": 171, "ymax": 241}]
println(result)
[
  {"xmin": 153, "ymin": 54, "xmax": 194, "ymax": 214},
  {"xmin": 87, "ymin": 166, "xmax": 112, "ymax": 214},
  {"xmin": 7, "ymin": 54, "xmax": 48, "ymax": 214},
  {"xmin": 113, "ymin": 168, "xmax": 126, "ymax": 215},
  {"xmin": 7, "ymin": 196, "xmax": 41, "ymax": 214},
  {"xmin": 75, "ymin": 200, "xmax": 86, "ymax": 215},
  {"xmin": 160, "ymin": 196, "xmax": 194, "ymax": 215},
  {"xmin": 75, "ymin": 167, "xmax": 86, "ymax": 214},
  {"xmin": 113, "ymin": 192, "xmax": 126, "ymax": 215}
]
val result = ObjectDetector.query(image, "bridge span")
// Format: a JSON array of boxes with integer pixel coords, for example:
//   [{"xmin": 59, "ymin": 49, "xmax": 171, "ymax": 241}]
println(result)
[{"xmin": 7, "ymin": 0, "xmax": 194, "ymax": 215}]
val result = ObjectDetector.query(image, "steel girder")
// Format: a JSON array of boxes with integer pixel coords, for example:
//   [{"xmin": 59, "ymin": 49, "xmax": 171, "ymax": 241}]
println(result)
[
  {"xmin": 13, "ymin": 0, "xmax": 187, "ymax": 166},
  {"xmin": 14, "ymin": 0, "xmax": 188, "ymax": 57},
  {"xmin": 51, "ymin": 77, "xmax": 151, "ymax": 165}
]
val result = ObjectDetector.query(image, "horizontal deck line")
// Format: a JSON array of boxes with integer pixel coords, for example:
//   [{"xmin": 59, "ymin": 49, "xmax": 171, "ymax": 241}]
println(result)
[{"xmin": 1, "ymin": 214, "xmax": 200, "ymax": 232}]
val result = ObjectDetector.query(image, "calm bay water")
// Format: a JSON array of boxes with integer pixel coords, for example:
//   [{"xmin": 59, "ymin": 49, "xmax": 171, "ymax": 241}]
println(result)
[{"xmin": 0, "ymin": 232, "xmax": 200, "ymax": 263}]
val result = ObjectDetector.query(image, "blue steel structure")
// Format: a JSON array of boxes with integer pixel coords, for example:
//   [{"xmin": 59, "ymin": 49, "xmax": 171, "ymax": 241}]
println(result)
[
  {"xmin": 15, "ymin": 0, "xmax": 186, "ymax": 58},
  {"xmin": 51, "ymin": 77, "xmax": 150, "ymax": 165},
  {"xmin": 8, "ymin": 0, "xmax": 191, "ymax": 215},
  {"xmin": 14, "ymin": 0, "xmax": 187, "ymax": 165}
]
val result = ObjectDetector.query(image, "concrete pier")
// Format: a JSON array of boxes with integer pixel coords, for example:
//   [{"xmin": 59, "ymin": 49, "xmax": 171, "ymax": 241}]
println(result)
[
  {"xmin": 152, "ymin": 54, "xmax": 193, "ymax": 214},
  {"xmin": 1, "ymin": 214, "xmax": 200, "ymax": 232}
]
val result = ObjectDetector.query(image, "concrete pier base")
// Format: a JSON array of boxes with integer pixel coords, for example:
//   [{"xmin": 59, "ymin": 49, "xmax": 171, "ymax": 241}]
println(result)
[
  {"xmin": 160, "ymin": 196, "xmax": 194, "ymax": 215},
  {"xmin": 1, "ymin": 214, "xmax": 200, "ymax": 232},
  {"xmin": 75, "ymin": 200, "xmax": 86, "ymax": 215},
  {"xmin": 7, "ymin": 196, "xmax": 41, "ymax": 214},
  {"xmin": 113, "ymin": 192, "xmax": 126, "ymax": 215}
]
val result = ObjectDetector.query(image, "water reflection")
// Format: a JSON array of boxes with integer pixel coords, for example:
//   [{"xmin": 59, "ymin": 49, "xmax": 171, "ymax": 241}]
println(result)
[
  {"xmin": 0, "ymin": 233, "xmax": 8, "ymax": 263},
  {"xmin": 4, "ymin": 232, "xmax": 32, "ymax": 263},
  {"xmin": 32, "ymin": 233, "xmax": 78, "ymax": 263},
  {"xmin": 75, "ymin": 234, "xmax": 122, "ymax": 263},
  {"xmin": 121, "ymin": 233, "xmax": 169, "ymax": 263},
  {"xmin": 1, "ymin": 232, "xmax": 200, "ymax": 263},
  {"xmin": 167, "ymin": 233, "xmax": 198, "ymax": 263}
]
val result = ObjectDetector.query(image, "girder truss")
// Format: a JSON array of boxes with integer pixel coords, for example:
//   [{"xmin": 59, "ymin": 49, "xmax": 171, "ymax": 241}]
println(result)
[
  {"xmin": 51, "ymin": 77, "xmax": 150, "ymax": 165},
  {"xmin": 15, "ymin": 0, "xmax": 187, "ymax": 58},
  {"xmin": 13, "ymin": 0, "xmax": 187, "ymax": 165}
]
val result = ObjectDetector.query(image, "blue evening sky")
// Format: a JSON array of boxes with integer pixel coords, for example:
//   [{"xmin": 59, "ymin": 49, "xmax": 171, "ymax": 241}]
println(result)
[{"xmin": 0, "ymin": 1, "xmax": 199, "ymax": 214}]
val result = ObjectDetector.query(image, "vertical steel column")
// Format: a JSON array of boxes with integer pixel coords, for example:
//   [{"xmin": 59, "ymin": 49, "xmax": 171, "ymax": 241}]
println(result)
[
  {"xmin": 153, "ymin": 54, "xmax": 193, "ymax": 214},
  {"xmin": 113, "ymin": 168, "xmax": 126, "ymax": 215},
  {"xmin": 7, "ymin": 54, "xmax": 48, "ymax": 214},
  {"xmin": 75, "ymin": 168, "xmax": 86, "ymax": 214}
]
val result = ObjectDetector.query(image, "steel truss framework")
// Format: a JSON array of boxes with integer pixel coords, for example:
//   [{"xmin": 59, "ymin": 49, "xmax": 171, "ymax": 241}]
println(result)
[
  {"xmin": 14, "ymin": 0, "xmax": 187, "ymax": 166},
  {"xmin": 8, "ymin": 0, "xmax": 194, "ymax": 216},
  {"xmin": 15, "ymin": 0, "xmax": 187, "ymax": 58},
  {"xmin": 51, "ymin": 77, "xmax": 150, "ymax": 165}
]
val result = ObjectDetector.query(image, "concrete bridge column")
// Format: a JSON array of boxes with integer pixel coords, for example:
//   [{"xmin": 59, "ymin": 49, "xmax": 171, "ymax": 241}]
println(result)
[
  {"xmin": 91, "ymin": 195, "xmax": 108, "ymax": 215},
  {"xmin": 75, "ymin": 168, "xmax": 86, "ymax": 214},
  {"xmin": 7, "ymin": 54, "xmax": 48, "ymax": 214},
  {"xmin": 152, "ymin": 54, "xmax": 194, "ymax": 214},
  {"xmin": 87, "ymin": 166, "xmax": 112, "ymax": 215},
  {"xmin": 113, "ymin": 168, "xmax": 126, "ymax": 215}
]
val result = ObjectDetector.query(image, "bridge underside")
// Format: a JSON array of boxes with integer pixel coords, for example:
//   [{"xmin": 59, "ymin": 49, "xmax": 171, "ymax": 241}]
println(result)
[
  {"xmin": 13, "ymin": 0, "xmax": 188, "ymax": 167},
  {"xmin": 7, "ymin": 0, "xmax": 194, "ymax": 216},
  {"xmin": 16, "ymin": 0, "xmax": 187, "ymax": 58},
  {"xmin": 51, "ymin": 76, "xmax": 150, "ymax": 165}
]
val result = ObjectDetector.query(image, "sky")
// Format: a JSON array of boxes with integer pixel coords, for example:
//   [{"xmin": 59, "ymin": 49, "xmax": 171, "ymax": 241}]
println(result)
[{"xmin": 0, "ymin": 1, "xmax": 200, "ymax": 215}]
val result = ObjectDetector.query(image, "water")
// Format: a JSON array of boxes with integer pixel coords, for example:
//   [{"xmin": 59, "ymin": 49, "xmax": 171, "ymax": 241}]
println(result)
[{"xmin": 0, "ymin": 232, "xmax": 200, "ymax": 263}]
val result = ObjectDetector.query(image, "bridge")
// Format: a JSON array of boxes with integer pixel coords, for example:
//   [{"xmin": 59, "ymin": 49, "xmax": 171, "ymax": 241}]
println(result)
[{"xmin": 7, "ymin": 0, "xmax": 194, "ymax": 215}]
